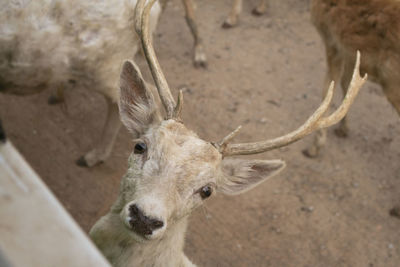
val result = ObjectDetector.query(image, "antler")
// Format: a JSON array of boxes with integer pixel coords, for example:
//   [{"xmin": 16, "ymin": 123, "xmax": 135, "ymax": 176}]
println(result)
[
  {"xmin": 134, "ymin": 0, "xmax": 182, "ymax": 120},
  {"xmin": 218, "ymin": 51, "xmax": 368, "ymax": 156}
]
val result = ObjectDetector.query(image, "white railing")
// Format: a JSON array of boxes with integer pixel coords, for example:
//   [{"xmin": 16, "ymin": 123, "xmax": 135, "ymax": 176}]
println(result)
[{"xmin": 0, "ymin": 140, "xmax": 111, "ymax": 267}]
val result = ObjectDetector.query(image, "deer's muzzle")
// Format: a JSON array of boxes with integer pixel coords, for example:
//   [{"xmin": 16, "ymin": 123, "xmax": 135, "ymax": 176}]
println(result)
[{"xmin": 128, "ymin": 204, "xmax": 164, "ymax": 237}]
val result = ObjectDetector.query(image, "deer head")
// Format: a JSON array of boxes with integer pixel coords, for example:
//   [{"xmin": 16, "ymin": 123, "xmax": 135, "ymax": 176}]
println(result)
[{"xmin": 117, "ymin": 0, "xmax": 367, "ymax": 242}]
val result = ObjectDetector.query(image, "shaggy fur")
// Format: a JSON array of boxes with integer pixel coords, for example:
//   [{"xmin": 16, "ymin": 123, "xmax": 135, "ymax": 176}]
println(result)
[
  {"xmin": 0, "ymin": 0, "xmax": 207, "ymax": 166},
  {"xmin": 0, "ymin": 0, "xmax": 162, "ymax": 166},
  {"xmin": 304, "ymin": 0, "xmax": 400, "ymax": 157},
  {"xmin": 90, "ymin": 61, "xmax": 286, "ymax": 267},
  {"xmin": 0, "ymin": 0, "xmax": 161, "ymax": 98}
]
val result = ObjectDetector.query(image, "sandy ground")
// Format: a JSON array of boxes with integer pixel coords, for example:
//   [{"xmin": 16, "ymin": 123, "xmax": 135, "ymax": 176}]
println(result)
[{"xmin": 1, "ymin": 0, "xmax": 399, "ymax": 266}]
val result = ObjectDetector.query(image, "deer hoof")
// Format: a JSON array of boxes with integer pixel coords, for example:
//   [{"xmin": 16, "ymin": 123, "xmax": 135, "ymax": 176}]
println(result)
[
  {"xmin": 252, "ymin": 7, "xmax": 265, "ymax": 16},
  {"xmin": 334, "ymin": 127, "xmax": 348, "ymax": 138},
  {"xmin": 390, "ymin": 206, "xmax": 400, "ymax": 219},
  {"xmin": 222, "ymin": 18, "xmax": 237, "ymax": 29},
  {"xmin": 194, "ymin": 53, "xmax": 207, "ymax": 69},
  {"xmin": 76, "ymin": 156, "xmax": 89, "ymax": 167},
  {"xmin": 77, "ymin": 149, "xmax": 107, "ymax": 167},
  {"xmin": 48, "ymin": 95, "xmax": 64, "ymax": 105},
  {"xmin": 194, "ymin": 59, "xmax": 207, "ymax": 68},
  {"xmin": 302, "ymin": 147, "xmax": 319, "ymax": 158}
]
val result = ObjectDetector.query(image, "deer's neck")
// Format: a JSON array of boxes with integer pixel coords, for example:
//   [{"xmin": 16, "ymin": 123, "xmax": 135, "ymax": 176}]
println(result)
[
  {"xmin": 91, "ymin": 205, "xmax": 192, "ymax": 267},
  {"xmin": 125, "ymin": 217, "xmax": 190, "ymax": 267}
]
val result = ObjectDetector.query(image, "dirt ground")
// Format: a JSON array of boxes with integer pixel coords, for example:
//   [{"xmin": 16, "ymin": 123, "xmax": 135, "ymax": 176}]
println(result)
[{"xmin": 1, "ymin": 0, "xmax": 399, "ymax": 266}]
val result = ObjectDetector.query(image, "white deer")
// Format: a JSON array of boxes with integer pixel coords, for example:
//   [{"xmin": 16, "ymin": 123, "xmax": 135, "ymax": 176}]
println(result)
[
  {"xmin": 89, "ymin": 1, "xmax": 367, "ymax": 266},
  {"xmin": 0, "ymin": 0, "xmax": 206, "ymax": 167}
]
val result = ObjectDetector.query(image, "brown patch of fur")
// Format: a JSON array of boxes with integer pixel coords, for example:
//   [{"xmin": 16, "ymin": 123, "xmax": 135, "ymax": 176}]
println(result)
[
  {"xmin": 312, "ymin": 0, "xmax": 400, "ymax": 53},
  {"xmin": 311, "ymin": 0, "xmax": 400, "ymax": 115}
]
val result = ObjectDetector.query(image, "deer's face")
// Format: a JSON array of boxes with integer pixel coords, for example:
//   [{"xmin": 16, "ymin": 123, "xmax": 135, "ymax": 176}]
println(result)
[
  {"xmin": 120, "ymin": 120, "xmax": 223, "ymax": 240},
  {"xmin": 118, "ymin": 61, "xmax": 285, "ymax": 241}
]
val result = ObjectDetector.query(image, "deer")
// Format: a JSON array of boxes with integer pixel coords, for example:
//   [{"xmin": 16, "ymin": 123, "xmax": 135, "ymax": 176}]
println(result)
[
  {"xmin": 0, "ymin": 0, "xmax": 206, "ymax": 168},
  {"xmin": 222, "ymin": 0, "xmax": 268, "ymax": 28},
  {"xmin": 89, "ymin": 0, "xmax": 367, "ymax": 266},
  {"xmin": 303, "ymin": 0, "xmax": 400, "ymax": 159}
]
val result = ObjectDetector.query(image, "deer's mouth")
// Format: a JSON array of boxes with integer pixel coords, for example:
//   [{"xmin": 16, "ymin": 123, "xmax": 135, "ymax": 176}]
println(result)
[{"xmin": 128, "ymin": 217, "xmax": 164, "ymax": 238}]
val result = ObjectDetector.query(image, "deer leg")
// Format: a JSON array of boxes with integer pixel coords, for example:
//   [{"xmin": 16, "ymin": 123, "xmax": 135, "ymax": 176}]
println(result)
[
  {"xmin": 382, "ymin": 83, "xmax": 400, "ymax": 116},
  {"xmin": 252, "ymin": 0, "xmax": 267, "ymax": 16},
  {"xmin": 303, "ymin": 46, "xmax": 342, "ymax": 158},
  {"xmin": 181, "ymin": 0, "xmax": 207, "ymax": 68},
  {"xmin": 222, "ymin": 0, "xmax": 242, "ymax": 28},
  {"xmin": 302, "ymin": 85, "xmax": 330, "ymax": 158},
  {"xmin": 76, "ymin": 98, "xmax": 122, "ymax": 167},
  {"xmin": 334, "ymin": 60, "xmax": 355, "ymax": 138}
]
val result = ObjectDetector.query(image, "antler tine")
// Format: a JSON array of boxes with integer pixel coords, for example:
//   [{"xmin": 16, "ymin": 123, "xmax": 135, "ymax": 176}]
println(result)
[
  {"xmin": 172, "ymin": 90, "xmax": 184, "ymax": 120},
  {"xmin": 318, "ymin": 51, "xmax": 366, "ymax": 128},
  {"xmin": 219, "ymin": 51, "xmax": 367, "ymax": 156},
  {"xmin": 134, "ymin": 0, "xmax": 146, "ymax": 35},
  {"xmin": 217, "ymin": 125, "xmax": 242, "ymax": 149},
  {"xmin": 134, "ymin": 0, "xmax": 178, "ymax": 119}
]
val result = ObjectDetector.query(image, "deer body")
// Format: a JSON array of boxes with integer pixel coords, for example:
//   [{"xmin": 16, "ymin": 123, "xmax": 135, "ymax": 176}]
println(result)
[
  {"xmin": 304, "ymin": 0, "xmax": 400, "ymax": 157},
  {"xmin": 89, "ymin": 104, "xmax": 281, "ymax": 266},
  {"xmin": 0, "ymin": 0, "xmax": 161, "ymax": 98},
  {"xmin": 0, "ymin": 0, "xmax": 206, "ymax": 167},
  {"xmin": 89, "ymin": 68, "xmax": 285, "ymax": 265},
  {"xmin": 0, "ymin": 0, "xmax": 162, "ymax": 166}
]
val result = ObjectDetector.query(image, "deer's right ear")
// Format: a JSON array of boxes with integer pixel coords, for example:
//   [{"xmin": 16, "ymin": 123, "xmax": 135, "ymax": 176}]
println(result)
[{"xmin": 119, "ymin": 60, "xmax": 161, "ymax": 136}]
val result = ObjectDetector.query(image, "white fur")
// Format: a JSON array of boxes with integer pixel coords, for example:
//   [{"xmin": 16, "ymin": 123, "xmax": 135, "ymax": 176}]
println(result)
[
  {"xmin": 90, "ymin": 66, "xmax": 286, "ymax": 266},
  {"xmin": 0, "ymin": 0, "xmax": 162, "ymax": 166},
  {"xmin": 0, "ymin": 0, "xmax": 161, "ymax": 98}
]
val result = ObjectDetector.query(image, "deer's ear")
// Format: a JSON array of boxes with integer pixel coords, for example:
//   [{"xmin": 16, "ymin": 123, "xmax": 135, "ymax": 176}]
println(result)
[
  {"xmin": 119, "ymin": 60, "xmax": 161, "ymax": 136},
  {"xmin": 218, "ymin": 159, "xmax": 285, "ymax": 195}
]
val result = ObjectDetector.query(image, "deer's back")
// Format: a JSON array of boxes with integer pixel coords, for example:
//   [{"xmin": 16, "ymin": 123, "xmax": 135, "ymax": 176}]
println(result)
[
  {"xmin": 311, "ymin": 0, "xmax": 400, "ymax": 51},
  {"xmin": 311, "ymin": 0, "xmax": 400, "ymax": 84},
  {"xmin": 0, "ymin": 0, "xmax": 148, "ymax": 99}
]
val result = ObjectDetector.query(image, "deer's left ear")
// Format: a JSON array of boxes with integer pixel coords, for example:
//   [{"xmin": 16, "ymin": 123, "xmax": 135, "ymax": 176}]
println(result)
[{"xmin": 218, "ymin": 159, "xmax": 285, "ymax": 195}]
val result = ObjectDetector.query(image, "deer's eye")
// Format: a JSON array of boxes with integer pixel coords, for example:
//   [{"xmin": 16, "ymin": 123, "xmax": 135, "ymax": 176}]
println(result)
[
  {"xmin": 199, "ymin": 185, "xmax": 213, "ymax": 199},
  {"xmin": 134, "ymin": 142, "xmax": 147, "ymax": 154}
]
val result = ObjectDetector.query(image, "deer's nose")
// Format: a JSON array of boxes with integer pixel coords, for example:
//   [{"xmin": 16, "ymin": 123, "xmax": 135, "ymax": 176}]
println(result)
[{"xmin": 128, "ymin": 204, "xmax": 164, "ymax": 236}]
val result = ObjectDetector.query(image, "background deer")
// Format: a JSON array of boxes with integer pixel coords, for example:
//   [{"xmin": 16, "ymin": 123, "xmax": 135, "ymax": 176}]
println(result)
[
  {"xmin": 303, "ymin": 0, "xmax": 400, "ymax": 158},
  {"xmin": 0, "ymin": 0, "xmax": 206, "ymax": 167},
  {"xmin": 222, "ymin": 0, "xmax": 267, "ymax": 28},
  {"xmin": 89, "ymin": 1, "xmax": 367, "ymax": 266}
]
